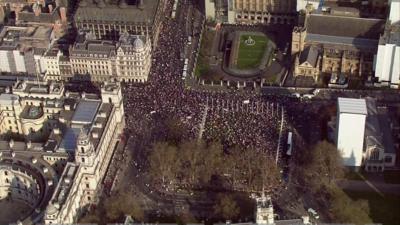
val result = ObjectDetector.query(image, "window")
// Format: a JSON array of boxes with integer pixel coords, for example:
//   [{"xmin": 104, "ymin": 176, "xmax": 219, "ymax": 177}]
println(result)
[
  {"xmin": 86, "ymin": 183, "xmax": 90, "ymax": 188},
  {"xmin": 4, "ymin": 171, "xmax": 7, "ymax": 176},
  {"xmin": 82, "ymin": 157, "xmax": 85, "ymax": 163},
  {"xmin": 385, "ymin": 156, "xmax": 392, "ymax": 163},
  {"xmin": 370, "ymin": 149, "xmax": 380, "ymax": 160},
  {"xmin": 81, "ymin": 147, "xmax": 85, "ymax": 153}
]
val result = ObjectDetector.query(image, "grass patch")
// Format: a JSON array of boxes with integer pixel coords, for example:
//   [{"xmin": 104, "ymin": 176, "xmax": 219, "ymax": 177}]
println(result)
[
  {"xmin": 384, "ymin": 170, "xmax": 400, "ymax": 184},
  {"xmin": 196, "ymin": 29, "xmax": 215, "ymax": 77},
  {"xmin": 344, "ymin": 190, "xmax": 400, "ymax": 225},
  {"xmin": 236, "ymin": 35, "xmax": 268, "ymax": 69}
]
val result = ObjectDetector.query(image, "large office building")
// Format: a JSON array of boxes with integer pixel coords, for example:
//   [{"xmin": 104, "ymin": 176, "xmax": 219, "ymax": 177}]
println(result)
[
  {"xmin": 0, "ymin": 26, "xmax": 54, "ymax": 75},
  {"xmin": 204, "ymin": 0, "xmax": 296, "ymax": 24},
  {"xmin": 335, "ymin": 97, "xmax": 397, "ymax": 171},
  {"xmin": 292, "ymin": 13, "xmax": 385, "ymax": 81},
  {"xmin": 67, "ymin": 32, "xmax": 151, "ymax": 82},
  {"xmin": 0, "ymin": 80, "xmax": 125, "ymax": 224},
  {"xmin": 374, "ymin": 0, "xmax": 400, "ymax": 88},
  {"xmin": 74, "ymin": 0, "xmax": 166, "ymax": 46}
]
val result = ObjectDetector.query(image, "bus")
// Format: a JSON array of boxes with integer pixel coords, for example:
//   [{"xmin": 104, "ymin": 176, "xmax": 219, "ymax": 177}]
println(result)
[{"xmin": 286, "ymin": 132, "xmax": 293, "ymax": 156}]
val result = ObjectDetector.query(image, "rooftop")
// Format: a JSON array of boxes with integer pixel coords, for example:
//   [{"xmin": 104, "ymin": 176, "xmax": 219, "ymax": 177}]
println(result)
[
  {"xmin": 338, "ymin": 97, "xmax": 367, "ymax": 115},
  {"xmin": 0, "ymin": 26, "xmax": 53, "ymax": 51},
  {"xmin": 75, "ymin": 0, "xmax": 160, "ymax": 25},
  {"xmin": 71, "ymin": 100, "xmax": 101, "ymax": 124},
  {"xmin": 0, "ymin": 93, "xmax": 19, "ymax": 105},
  {"xmin": 306, "ymin": 14, "xmax": 385, "ymax": 40}
]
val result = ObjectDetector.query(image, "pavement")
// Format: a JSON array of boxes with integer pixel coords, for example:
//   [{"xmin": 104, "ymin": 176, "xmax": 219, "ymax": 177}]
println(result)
[{"xmin": 338, "ymin": 180, "xmax": 400, "ymax": 196}]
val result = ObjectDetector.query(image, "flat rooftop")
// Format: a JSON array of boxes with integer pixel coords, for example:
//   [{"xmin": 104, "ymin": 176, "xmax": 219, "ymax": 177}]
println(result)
[
  {"xmin": 338, "ymin": 97, "xmax": 367, "ymax": 115},
  {"xmin": 71, "ymin": 100, "xmax": 101, "ymax": 124}
]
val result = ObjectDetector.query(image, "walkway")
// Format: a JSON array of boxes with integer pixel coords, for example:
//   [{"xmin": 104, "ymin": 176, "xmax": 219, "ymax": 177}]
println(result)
[{"xmin": 338, "ymin": 180, "xmax": 400, "ymax": 196}]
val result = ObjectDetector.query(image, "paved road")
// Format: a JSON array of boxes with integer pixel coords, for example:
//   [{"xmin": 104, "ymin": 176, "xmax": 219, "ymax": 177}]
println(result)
[{"xmin": 338, "ymin": 180, "xmax": 400, "ymax": 195}]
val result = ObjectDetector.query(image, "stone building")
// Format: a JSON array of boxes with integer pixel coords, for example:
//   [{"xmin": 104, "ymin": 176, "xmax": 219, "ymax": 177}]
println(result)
[
  {"xmin": 0, "ymin": 26, "xmax": 54, "ymax": 75},
  {"xmin": 292, "ymin": 13, "xmax": 385, "ymax": 80},
  {"xmin": 74, "ymin": 0, "xmax": 166, "ymax": 46},
  {"xmin": 116, "ymin": 32, "xmax": 152, "ymax": 82},
  {"xmin": 44, "ymin": 82, "xmax": 125, "ymax": 224},
  {"xmin": 294, "ymin": 45, "xmax": 321, "ymax": 81},
  {"xmin": 0, "ymin": 80, "xmax": 64, "ymax": 140},
  {"xmin": 67, "ymin": 32, "xmax": 151, "ymax": 82},
  {"xmin": 0, "ymin": 80, "xmax": 125, "ymax": 224},
  {"xmin": 205, "ymin": 0, "xmax": 296, "ymax": 24}
]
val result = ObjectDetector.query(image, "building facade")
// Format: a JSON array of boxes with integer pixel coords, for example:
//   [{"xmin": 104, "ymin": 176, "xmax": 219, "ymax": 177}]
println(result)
[
  {"xmin": 0, "ymin": 26, "xmax": 54, "ymax": 75},
  {"xmin": 292, "ymin": 14, "xmax": 385, "ymax": 81},
  {"xmin": 67, "ymin": 32, "xmax": 151, "ymax": 82},
  {"xmin": 374, "ymin": 22, "xmax": 400, "ymax": 88},
  {"xmin": 74, "ymin": 0, "xmax": 166, "ymax": 46},
  {"xmin": 0, "ymin": 80, "xmax": 125, "ymax": 224},
  {"xmin": 44, "ymin": 82, "xmax": 125, "ymax": 224},
  {"xmin": 0, "ymin": 81, "xmax": 64, "ymax": 140},
  {"xmin": 205, "ymin": 0, "xmax": 296, "ymax": 24}
]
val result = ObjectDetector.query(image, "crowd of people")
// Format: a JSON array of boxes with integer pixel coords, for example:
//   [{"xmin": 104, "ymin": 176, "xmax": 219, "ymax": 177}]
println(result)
[{"xmin": 110, "ymin": 2, "xmax": 296, "ymax": 203}]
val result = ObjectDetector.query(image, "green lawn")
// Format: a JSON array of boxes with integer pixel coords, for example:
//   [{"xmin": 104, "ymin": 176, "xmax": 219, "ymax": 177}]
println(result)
[
  {"xmin": 344, "ymin": 191, "xmax": 400, "ymax": 225},
  {"xmin": 236, "ymin": 35, "xmax": 268, "ymax": 69}
]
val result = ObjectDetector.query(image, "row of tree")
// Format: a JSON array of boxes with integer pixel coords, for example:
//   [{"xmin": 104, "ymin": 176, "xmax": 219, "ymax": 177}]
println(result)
[{"xmin": 148, "ymin": 140, "xmax": 281, "ymax": 192}]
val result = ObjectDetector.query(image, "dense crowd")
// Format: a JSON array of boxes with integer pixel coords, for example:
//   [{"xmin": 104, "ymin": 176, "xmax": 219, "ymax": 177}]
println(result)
[
  {"xmin": 122, "ymin": 1, "xmax": 285, "ymax": 159},
  {"xmin": 98, "ymin": 2, "xmax": 299, "ymax": 203}
]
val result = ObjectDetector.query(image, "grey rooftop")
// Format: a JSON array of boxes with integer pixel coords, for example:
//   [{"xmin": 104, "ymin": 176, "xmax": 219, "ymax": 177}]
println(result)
[{"xmin": 338, "ymin": 97, "xmax": 367, "ymax": 115}]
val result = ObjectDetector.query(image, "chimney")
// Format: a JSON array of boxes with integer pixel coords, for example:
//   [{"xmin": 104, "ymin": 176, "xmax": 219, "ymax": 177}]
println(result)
[
  {"xmin": 48, "ymin": 4, "xmax": 53, "ymax": 13},
  {"xmin": 60, "ymin": 7, "xmax": 67, "ymax": 23}
]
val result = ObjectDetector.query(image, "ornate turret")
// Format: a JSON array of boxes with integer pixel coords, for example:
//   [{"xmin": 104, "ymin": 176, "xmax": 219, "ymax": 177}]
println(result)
[{"xmin": 75, "ymin": 128, "xmax": 95, "ymax": 166}]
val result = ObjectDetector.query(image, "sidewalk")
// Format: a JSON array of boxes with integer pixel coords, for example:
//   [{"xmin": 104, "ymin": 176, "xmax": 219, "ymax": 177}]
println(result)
[{"xmin": 338, "ymin": 179, "xmax": 400, "ymax": 195}]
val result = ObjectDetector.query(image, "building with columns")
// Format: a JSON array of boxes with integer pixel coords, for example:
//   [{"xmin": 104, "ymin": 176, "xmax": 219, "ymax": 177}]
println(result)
[
  {"xmin": 44, "ymin": 82, "xmax": 125, "ymax": 224},
  {"xmin": 0, "ymin": 80, "xmax": 125, "ymax": 224},
  {"xmin": 67, "ymin": 31, "xmax": 151, "ymax": 82},
  {"xmin": 204, "ymin": 0, "xmax": 296, "ymax": 24}
]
